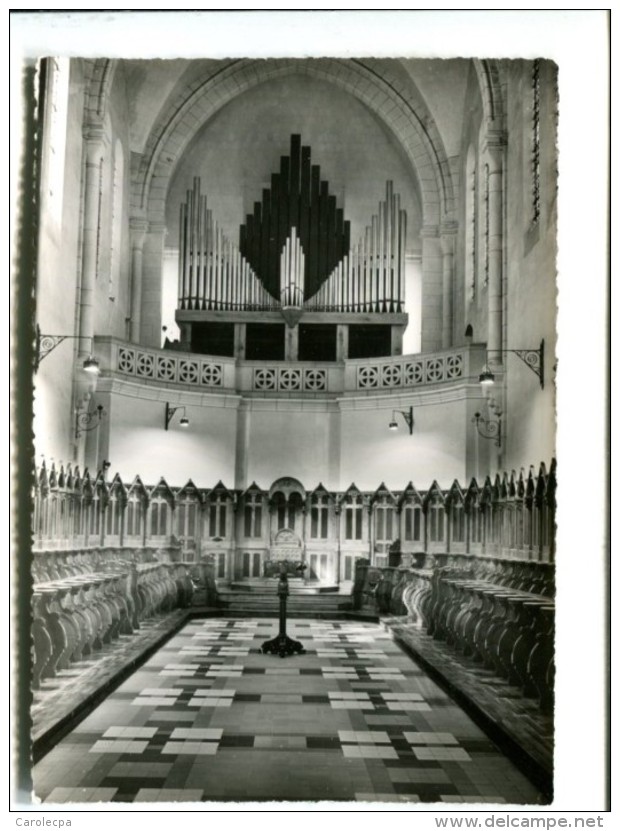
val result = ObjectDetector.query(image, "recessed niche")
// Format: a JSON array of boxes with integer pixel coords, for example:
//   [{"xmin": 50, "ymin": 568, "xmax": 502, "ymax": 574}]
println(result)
[
  {"xmin": 191, "ymin": 322, "xmax": 235, "ymax": 357},
  {"xmin": 246, "ymin": 323, "xmax": 285, "ymax": 360},
  {"xmin": 298, "ymin": 323, "xmax": 337, "ymax": 362},
  {"xmin": 348, "ymin": 324, "xmax": 392, "ymax": 359}
]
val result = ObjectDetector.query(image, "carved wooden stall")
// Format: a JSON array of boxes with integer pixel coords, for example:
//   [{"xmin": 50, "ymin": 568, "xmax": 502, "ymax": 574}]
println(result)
[{"xmin": 353, "ymin": 460, "xmax": 557, "ymax": 716}]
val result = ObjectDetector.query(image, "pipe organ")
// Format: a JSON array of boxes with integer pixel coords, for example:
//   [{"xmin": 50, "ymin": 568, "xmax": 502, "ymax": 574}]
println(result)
[
  {"xmin": 280, "ymin": 227, "xmax": 305, "ymax": 308},
  {"xmin": 175, "ymin": 135, "xmax": 409, "ymax": 360},
  {"xmin": 304, "ymin": 181, "xmax": 406, "ymax": 313},
  {"xmin": 177, "ymin": 136, "xmax": 407, "ymax": 316},
  {"xmin": 178, "ymin": 178, "xmax": 278, "ymax": 312}
]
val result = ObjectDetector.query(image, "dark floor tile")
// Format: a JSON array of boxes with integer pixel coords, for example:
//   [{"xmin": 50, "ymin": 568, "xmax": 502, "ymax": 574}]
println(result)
[
  {"xmin": 306, "ymin": 737, "xmax": 341, "ymax": 749},
  {"xmin": 218, "ymin": 735, "xmax": 255, "ymax": 747}
]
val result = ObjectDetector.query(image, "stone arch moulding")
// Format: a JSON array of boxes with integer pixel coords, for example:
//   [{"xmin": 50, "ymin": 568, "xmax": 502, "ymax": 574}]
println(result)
[
  {"xmin": 84, "ymin": 58, "xmax": 118, "ymax": 127},
  {"xmin": 268, "ymin": 477, "xmax": 307, "ymax": 503},
  {"xmin": 134, "ymin": 58, "xmax": 456, "ymax": 230},
  {"xmin": 472, "ymin": 59, "xmax": 505, "ymax": 133}
]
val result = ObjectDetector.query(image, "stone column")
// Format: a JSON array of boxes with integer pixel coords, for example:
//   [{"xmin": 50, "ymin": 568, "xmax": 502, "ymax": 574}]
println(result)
[
  {"xmin": 334, "ymin": 506, "xmax": 341, "ymax": 586},
  {"xmin": 367, "ymin": 503, "xmax": 374, "ymax": 566},
  {"xmin": 234, "ymin": 401, "xmax": 250, "ymax": 492},
  {"xmin": 78, "ymin": 126, "xmax": 105, "ymax": 357},
  {"xmin": 140, "ymin": 221, "xmax": 167, "ymax": 348},
  {"xmin": 440, "ymin": 224, "xmax": 457, "ymax": 350},
  {"xmin": 285, "ymin": 324, "xmax": 299, "ymax": 361},
  {"xmin": 336, "ymin": 324, "xmax": 349, "ymax": 361},
  {"xmin": 129, "ymin": 219, "xmax": 147, "ymax": 344},
  {"xmin": 391, "ymin": 325, "xmax": 404, "ymax": 356},
  {"xmin": 486, "ymin": 141, "xmax": 505, "ymax": 364},
  {"xmin": 178, "ymin": 323, "xmax": 192, "ymax": 351},
  {"xmin": 234, "ymin": 323, "xmax": 246, "ymax": 360},
  {"xmin": 420, "ymin": 225, "xmax": 443, "ymax": 352}
]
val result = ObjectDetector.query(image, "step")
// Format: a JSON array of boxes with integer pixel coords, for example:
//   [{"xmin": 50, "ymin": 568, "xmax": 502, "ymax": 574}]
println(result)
[
  {"xmin": 216, "ymin": 590, "xmax": 353, "ymax": 615},
  {"xmin": 219, "ymin": 601, "xmax": 351, "ymax": 611},
  {"xmin": 227, "ymin": 580, "xmax": 340, "ymax": 595}
]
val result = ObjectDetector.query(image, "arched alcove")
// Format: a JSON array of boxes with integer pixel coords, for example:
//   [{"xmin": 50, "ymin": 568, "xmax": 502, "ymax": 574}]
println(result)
[
  {"xmin": 165, "ymin": 73, "xmax": 423, "ymax": 250},
  {"xmin": 161, "ymin": 73, "xmax": 424, "ymax": 343}
]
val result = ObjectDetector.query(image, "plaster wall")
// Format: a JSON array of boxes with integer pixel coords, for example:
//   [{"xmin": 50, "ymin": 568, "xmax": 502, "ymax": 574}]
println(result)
[
  {"xmin": 451, "ymin": 61, "xmax": 557, "ymax": 473},
  {"xmin": 34, "ymin": 59, "xmax": 88, "ymax": 463},
  {"xmin": 165, "ymin": 74, "xmax": 423, "ymax": 254},
  {"xmin": 502, "ymin": 60, "xmax": 557, "ymax": 469},
  {"xmin": 400, "ymin": 59, "xmax": 470, "ymax": 159},
  {"xmin": 454, "ymin": 63, "xmax": 486, "ymax": 348},
  {"xmin": 95, "ymin": 383, "xmax": 472, "ymax": 493},
  {"xmin": 97, "ymin": 383, "xmax": 239, "ymax": 486},
  {"xmin": 339, "ymin": 398, "xmax": 469, "ymax": 491},
  {"xmin": 242, "ymin": 402, "xmax": 340, "ymax": 491},
  {"xmin": 92, "ymin": 63, "xmax": 133, "ymax": 341}
]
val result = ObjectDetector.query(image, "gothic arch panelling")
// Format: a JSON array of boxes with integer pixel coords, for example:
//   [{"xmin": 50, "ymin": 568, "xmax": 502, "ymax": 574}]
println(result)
[{"xmin": 133, "ymin": 58, "xmax": 455, "ymax": 229}]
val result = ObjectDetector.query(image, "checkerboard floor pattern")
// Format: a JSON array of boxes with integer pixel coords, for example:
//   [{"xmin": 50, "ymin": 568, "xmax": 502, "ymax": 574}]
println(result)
[{"xmin": 33, "ymin": 618, "xmax": 545, "ymax": 805}]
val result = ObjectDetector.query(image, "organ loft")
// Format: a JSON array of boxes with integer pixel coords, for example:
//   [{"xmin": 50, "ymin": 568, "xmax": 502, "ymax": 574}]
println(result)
[
  {"xmin": 22, "ymin": 53, "xmax": 560, "ymax": 805},
  {"xmin": 175, "ymin": 134, "xmax": 408, "ymax": 364}
]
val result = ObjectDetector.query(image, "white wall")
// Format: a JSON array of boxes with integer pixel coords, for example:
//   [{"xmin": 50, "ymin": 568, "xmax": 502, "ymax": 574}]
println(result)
[
  {"xmin": 96, "ymin": 381, "xmax": 471, "ymax": 492},
  {"xmin": 97, "ymin": 384, "xmax": 240, "ymax": 485},
  {"xmin": 339, "ymin": 398, "xmax": 467, "ymax": 490},
  {"xmin": 165, "ymin": 73, "xmax": 423, "ymax": 253}
]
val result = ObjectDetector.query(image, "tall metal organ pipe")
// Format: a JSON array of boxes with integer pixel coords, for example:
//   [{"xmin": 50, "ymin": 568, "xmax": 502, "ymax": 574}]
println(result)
[
  {"xmin": 178, "ymin": 178, "xmax": 277, "ymax": 311},
  {"xmin": 177, "ymin": 178, "xmax": 406, "ymax": 313},
  {"xmin": 304, "ymin": 181, "xmax": 406, "ymax": 313}
]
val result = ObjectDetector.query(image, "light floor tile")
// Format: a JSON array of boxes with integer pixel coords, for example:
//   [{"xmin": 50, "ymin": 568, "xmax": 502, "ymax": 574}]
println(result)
[
  {"xmin": 413, "ymin": 747, "xmax": 472, "ymax": 761},
  {"xmin": 403, "ymin": 731, "xmax": 458, "ymax": 745},
  {"xmin": 33, "ymin": 617, "xmax": 545, "ymax": 806}
]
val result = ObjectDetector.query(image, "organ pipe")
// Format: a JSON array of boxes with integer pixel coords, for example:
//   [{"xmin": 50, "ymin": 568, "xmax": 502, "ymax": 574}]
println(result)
[
  {"xmin": 178, "ymin": 175, "xmax": 406, "ymax": 314},
  {"xmin": 303, "ymin": 181, "xmax": 406, "ymax": 313},
  {"xmin": 178, "ymin": 178, "xmax": 277, "ymax": 312}
]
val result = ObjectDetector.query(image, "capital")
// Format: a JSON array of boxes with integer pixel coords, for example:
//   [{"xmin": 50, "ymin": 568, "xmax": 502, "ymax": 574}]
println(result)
[
  {"xmin": 420, "ymin": 224, "xmax": 439, "ymax": 240},
  {"xmin": 481, "ymin": 130, "xmax": 506, "ymax": 170},
  {"xmin": 440, "ymin": 221, "xmax": 458, "ymax": 254},
  {"xmin": 148, "ymin": 220, "xmax": 167, "ymax": 236},
  {"xmin": 129, "ymin": 217, "xmax": 148, "ymax": 248}
]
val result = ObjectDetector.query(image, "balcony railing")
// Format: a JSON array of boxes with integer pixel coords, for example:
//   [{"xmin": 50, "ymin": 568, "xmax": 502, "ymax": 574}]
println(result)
[{"xmin": 94, "ymin": 337, "xmax": 485, "ymax": 396}]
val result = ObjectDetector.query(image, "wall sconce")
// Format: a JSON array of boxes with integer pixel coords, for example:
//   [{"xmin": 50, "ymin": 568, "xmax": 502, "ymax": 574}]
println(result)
[
  {"xmin": 75, "ymin": 404, "xmax": 105, "ymax": 439},
  {"xmin": 479, "ymin": 339, "xmax": 544, "ymax": 389},
  {"xmin": 472, "ymin": 410, "xmax": 502, "ymax": 448},
  {"xmin": 388, "ymin": 406, "xmax": 414, "ymax": 435},
  {"xmin": 165, "ymin": 402, "xmax": 189, "ymax": 430},
  {"xmin": 35, "ymin": 324, "xmax": 100, "ymax": 374}
]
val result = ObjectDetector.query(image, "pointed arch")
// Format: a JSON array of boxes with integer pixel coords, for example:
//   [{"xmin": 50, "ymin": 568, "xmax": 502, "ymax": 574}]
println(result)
[{"xmin": 134, "ymin": 58, "xmax": 454, "ymax": 229}]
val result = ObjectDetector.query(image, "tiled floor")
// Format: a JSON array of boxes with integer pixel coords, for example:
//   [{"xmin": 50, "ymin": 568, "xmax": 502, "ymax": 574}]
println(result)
[
  {"xmin": 32, "ymin": 610, "xmax": 189, "ymax": 748},
  {"xmin": 33, "ymin": 618, "xmax": 546, "ymax": 805},
  {"xmin": 384, "ymin": 617, "xmax": 554, "ymax": 779}
]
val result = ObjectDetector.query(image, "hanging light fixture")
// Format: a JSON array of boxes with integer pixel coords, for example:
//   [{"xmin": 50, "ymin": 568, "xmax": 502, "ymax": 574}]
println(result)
[
  {"xmin": 479, "ymin": 339, "xmax": 545, "ymax": 389},
  {"xmin": 34, "ymin": 324, "xmax": 100, "ymax": 374},
  {"xmin": 82, "ymin": 355, "xmax": 100, "ymax": 374},
  {"xmin": 165, "ymin": 402, "xmax": 190, "ymax": 430},
  {"xmin": 472, "ymin": 410, "xmax": 502, "ymax": 448},
  {"xmin": 388, "ymin": 407, "xmax": 414, "ymax": 435},
  {"xmin": 75, "ymin": 404, "xmax": 105, "ymax": 439}
]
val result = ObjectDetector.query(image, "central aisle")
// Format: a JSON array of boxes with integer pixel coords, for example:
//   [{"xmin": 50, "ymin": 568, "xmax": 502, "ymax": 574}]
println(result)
[{"xmin": 33, "ymin": 618, "xmax": 544, "ymax": 805}]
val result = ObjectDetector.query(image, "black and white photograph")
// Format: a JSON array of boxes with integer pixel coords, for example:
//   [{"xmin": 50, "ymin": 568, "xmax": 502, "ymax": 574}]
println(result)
[{"xmin": 10, "ymin": 10, "xmax": 610, "ymax": 817}]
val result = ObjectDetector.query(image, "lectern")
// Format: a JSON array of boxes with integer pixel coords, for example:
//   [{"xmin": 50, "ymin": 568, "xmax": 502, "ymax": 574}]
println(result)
[{"xmin": 261, "ymin": 561, "xmax": 306, "ymax": 658}]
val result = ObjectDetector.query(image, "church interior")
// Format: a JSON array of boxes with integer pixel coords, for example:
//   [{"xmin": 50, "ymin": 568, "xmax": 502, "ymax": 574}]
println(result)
[{"xmin": 24, "ymin": 54, "xmax": 559, "ymax": 806}]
